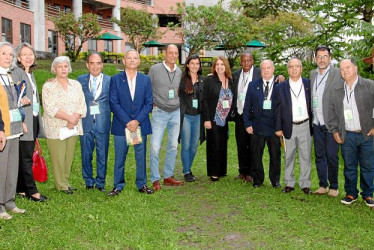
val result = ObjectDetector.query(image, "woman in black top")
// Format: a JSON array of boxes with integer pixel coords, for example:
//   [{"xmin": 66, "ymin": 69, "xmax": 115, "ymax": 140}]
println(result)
[{"xmin": 179, "ymin": 55, "xmax": 204, "ymax": 182}]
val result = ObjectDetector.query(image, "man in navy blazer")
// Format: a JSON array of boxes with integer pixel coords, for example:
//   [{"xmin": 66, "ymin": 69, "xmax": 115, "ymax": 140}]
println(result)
[
  {"xmin": 109, "ymin": 49, "xmax": 154, "ymax": 195},
  {"xmin": 243, "ymin": 59, "xmax": 281, "ymax": 188},
  {"xmin": 273, "ymin": 58, "xmax": 313, "ymax": 194},
  {"xmin": 78, "ymin": 53, "xmax": 111, "ymax": 192}
]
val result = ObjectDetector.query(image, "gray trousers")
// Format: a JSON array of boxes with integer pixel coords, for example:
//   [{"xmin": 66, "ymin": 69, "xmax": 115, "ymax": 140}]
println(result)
[
  {"xmin": 284, "ymin": 122, "xmax": 312, "ymax": 189},
  {"xmin": 0, "ymin": 138, "xmax": 19, "ymax": 213}
]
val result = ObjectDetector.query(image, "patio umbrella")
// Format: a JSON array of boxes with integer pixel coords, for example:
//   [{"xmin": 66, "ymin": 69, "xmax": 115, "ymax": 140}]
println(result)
[
  {"xmin": 94, "ymin": 32, "xmax": 123, "ymax": 40},
  {"xmin": 213, "ymin": 44, "xmax": 226, "ymax": 50},
  {"xmin": 144, "ymin": 40, "xmax": 165, "ymax": 47},
  {"xmin": 245, "ymin": 40, "xmax": 266, "ymax": 48}
]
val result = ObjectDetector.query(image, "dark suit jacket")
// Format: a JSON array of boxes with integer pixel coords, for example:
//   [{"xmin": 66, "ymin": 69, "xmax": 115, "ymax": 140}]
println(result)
[
  {"xmin": 110, "ymin": 71, "xmax": 153, "ymax": 136},
  {"xmin": 202, "ymin": 74, "xmax": 234, "ymax": 123},
  {"xmin": 78, "ymin": 73, "xmax": 111, "ymax": 134},
  {"xmin": 273, "ymin": 78, "xmax": 312, "ymax": 139},
  {"xmin": 243, "ymin": 78, "xmax": 277, "ymax": 137},
  {"xmin": 0, "ymin": 110, "xmax": 3, "ymax": 132},
  {"xmin": 232, "ymin": 66, "xmax": 261, "ymax": 119}
]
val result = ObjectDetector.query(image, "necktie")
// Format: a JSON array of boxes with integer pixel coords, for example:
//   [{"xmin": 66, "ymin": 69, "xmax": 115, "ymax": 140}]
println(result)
[
  {"xmin": 264, "ymin": 81, "xmax": 269, "ymax": 99},
  {"xmin": 91, "ymin": 77, "xmax": 97, "ymax": 97}
]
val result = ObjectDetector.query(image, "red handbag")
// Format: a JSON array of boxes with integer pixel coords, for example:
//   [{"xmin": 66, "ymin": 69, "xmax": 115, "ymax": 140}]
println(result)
[{"xmin": 32, "ymin": 139, "xmax": 48, "ymax": 183}]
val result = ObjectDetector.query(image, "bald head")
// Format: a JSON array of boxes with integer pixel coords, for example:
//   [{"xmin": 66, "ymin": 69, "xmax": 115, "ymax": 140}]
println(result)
[
  {"xmin": 260, "ymin": 59, "xmax": 274, "ymax": 81},
  {"xmin": 165, "ymin": 44, "xmax": 179, "ymax": 68}
]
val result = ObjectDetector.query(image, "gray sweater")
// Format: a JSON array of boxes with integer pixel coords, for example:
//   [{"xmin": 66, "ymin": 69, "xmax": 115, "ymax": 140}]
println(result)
[{"xmin": 148, "ymin": 62, "xmax": 182, "ymax": 112}]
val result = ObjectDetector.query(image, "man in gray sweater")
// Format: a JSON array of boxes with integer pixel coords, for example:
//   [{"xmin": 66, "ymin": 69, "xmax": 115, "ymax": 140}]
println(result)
[{"xmin": 148, "ymin": 44, "xmax": 183, "ymax": 190}]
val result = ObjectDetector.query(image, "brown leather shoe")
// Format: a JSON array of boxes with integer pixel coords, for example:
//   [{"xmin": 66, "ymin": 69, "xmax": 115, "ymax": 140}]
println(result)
[
  {"xmin": 235, "ymin": 174, "xmax": 245, "ymax": 180},
  {"xmin": 164, "ymin": 177, "xmax": 183, "ymax": 186},
  {"xmin": 302, "ymin": 187, "xmax": 312, "ymax": 195},
  {"xmin": 153, "ymin": 180, "xmax": 161, "ymax": 191},
  {"xmin": 244, "ymin": 175, "xmax": 253, "ymax": 183}
]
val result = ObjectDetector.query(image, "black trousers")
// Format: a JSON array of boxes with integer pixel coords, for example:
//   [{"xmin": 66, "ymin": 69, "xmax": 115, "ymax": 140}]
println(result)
[
  {"xmin": 234, "ymin": 115, "xmax": 253, "ymax": 176},
  {"xmin": 206, "ymin": 122, "xmax": 228, "ymax": 177},
  {"xmin": 17, "ymin": 116, "xmax": 39, "ymax": 196},
  {"xmin": 250, "ymin": 133, "xmax": 281, "ymax": 185}
]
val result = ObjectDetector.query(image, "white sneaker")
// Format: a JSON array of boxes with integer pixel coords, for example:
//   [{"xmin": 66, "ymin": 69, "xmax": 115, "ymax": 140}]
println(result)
[
  {"xmin": 0, "ymin": 212, "xmax": 12, "ymax": 220},
  {"xmin": 10, "ymin": 207, "xmax": 26, "ymax": 214},
  {"xmin": 314, "ymin": 187, "xmax": 329, "ymax": 194}
]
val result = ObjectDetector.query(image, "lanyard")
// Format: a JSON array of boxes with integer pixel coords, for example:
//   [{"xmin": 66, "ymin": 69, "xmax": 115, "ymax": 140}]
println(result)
[
  {"xmin": 344, "ymin": 84, "xmax": 354, "ymax": 104},
  {"xmin": 164, "ymin": 66, "xmax": 176, "ymax": 87},
  {"xmin": 315, "ymin": 69, "xmax": 330, "ymax": 91},
  {"xmin": 290, "ymin": 83, "xmax": 303, "ymax": 100},
  {"xmin": 263, "ymin": 80, "xmax": 274, "ymax": 100},
  {"xmin": 241, "ymin": 71, "xmax": 250, "ymax": 88},
  {"xmin": 0, "ymin": 74, "xmax": 15, "ymax": 102}
]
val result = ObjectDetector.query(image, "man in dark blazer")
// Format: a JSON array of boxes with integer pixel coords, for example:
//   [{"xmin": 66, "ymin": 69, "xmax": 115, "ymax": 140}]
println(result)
[
  {"xmin": 327, "ymin": 59, "xmax": 374, "ymax": 207},
  {"xmin": 310, "ymin": 46, "xmax": 343, "ymax": 197},
  {"xmin": 232, "ymin": 52, "xmax": 261, "ymax": 182},
  {"xmin": 0, "ymin": 110, "xmax": 5, "ymax": 151},
  {"xmin": 243, "ymin": 59, "xmax": 281, "ymax": 188},
  {"xmin": 273, "ymin": 58, "xmax": 313, "ymax": 194},
  {"xmin": 109, "ymin": 49, "xmax": 154, "ymax": 195},
  {"xmin": 78, "ymin": 53, "xmax": 111, "ymax": 192}
]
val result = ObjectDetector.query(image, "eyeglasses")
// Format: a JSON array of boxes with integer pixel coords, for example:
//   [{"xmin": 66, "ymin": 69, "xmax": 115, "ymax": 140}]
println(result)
[
  {"xmin": 316, "ymin": 55, "xmax": 330, "ymax": 60},
  {"xmin": 288, "ymin": 65, "xmax": 301, "ymax": 69},
  {"xmin": 20, "ymin": 53, "xmax": 34, "ymax": 58}
]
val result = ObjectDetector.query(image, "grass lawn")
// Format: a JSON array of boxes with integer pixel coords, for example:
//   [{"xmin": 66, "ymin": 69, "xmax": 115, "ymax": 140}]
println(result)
[{"xmin": 1, "ymin": 60, "xmax": 373, "ymax": 249}]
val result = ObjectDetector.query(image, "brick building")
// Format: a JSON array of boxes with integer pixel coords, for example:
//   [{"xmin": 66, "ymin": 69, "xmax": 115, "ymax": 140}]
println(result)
[{"xmin": 0, "ymin": 0, "xmax": 183, "ymax": 57}]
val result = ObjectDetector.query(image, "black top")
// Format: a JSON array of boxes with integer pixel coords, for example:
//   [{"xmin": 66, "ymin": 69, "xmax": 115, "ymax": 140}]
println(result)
[{"xmin": 182, "ymin": 81, "xmax": 200, "ymax": 116}]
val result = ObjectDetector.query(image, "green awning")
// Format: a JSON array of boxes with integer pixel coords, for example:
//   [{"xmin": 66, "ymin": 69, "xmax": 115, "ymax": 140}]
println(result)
[
  {"xmin": 143, "ymin": 40, "xmax": 165, "ymax": 47},
  {"xmin": 245, "ymin": 40, "xmax": 266, "ymax": 48},
  {"xmin": 94, "ymin": 32, "xmax": 123, "ymax": 40},
  {"xmin": 213, "ymin": 44, "xmax": 226, "ymax": 50}
]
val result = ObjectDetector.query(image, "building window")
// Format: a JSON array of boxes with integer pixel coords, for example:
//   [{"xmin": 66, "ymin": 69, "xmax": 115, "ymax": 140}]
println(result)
[
  {"xmin": 87, "ymin": 38, "xmax": 97, "ymax": 52},
  {"xmin": 104, "ymin": 40, "xmax": 113, "ymax": 52},
  {"xmin": 53, "ymin": 4, "xmax": 60, "ymax": 11},
  {"xmin": 98, "ymin": 14, "xmax": 103, "ymax": 20},
  {"xmin": 64, "ymin": 6, "xmax": 71, "ymax": 13},
  {"xmin": 20, "ymin": 23, "xmax": 31, "ymax": 44},
  {"xmin": 158, "ymin": 14, "xmax": 180, "ymax": 27},
  {"xmin": 65, "ymin": 34, "xmax": 74, "ymax": 52},
  {"xmin": 2, "ymin": 18, "xmax": 12, "ymax": 43},
  {"xmin": 48, "ymin": 30, "xmax": 58, "ymax": 54}
]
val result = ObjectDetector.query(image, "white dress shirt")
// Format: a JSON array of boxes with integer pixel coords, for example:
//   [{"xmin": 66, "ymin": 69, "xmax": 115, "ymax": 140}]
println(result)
[
  {"xmin": 126, "ymin": 72, "xmax": 137, "ymax": 101},
  {"xmin": 237, "ymin": 67, "xmax": 253, "ymax": 114},
  {"xmin": 89, "ymin": 73, "xmax": 103, "ymax": 100},
  {"xmin": 289, "ymin": 77, "xmax": 309, "ymax": 122}
]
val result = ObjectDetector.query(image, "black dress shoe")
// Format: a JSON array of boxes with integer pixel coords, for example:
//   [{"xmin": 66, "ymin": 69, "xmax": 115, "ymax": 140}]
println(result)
[
  {"xmin": 138, "ymin": 185, "xmax": 154, "ymax": 194},
  {"xmin": 302, "ymin": 187, "xmax": 312, "ymax": 195},
  {"xmin": 28, "ymin": 194, "xmax": 48, "ymax": 202},
  {"xmin": 253, "ymin": 183, "xmax": 261, "ymax": 188},
  {"xmin": 272, "ymin": 183, "xmax": 281, "ymax": 188},
  {"xmin": 108, "ymin": 188, "xmax": 121, "ymax": 196},
  {"xmin": 86, "ymin": 186, "xmax": 94, "ymax": 190},
  {"xmin": 62, "ymin": 189, "xmax": 73, "ymax": 194},
  {"xmin": 282, "ymin": 186, "xmax": 295, "ymax": 193},
  {"xmin": 68, "ymin": 186, "xmax": 77, "ymax": 191},
  {"xmin": 96, "ymin": 187, "xmax": 106, "ymax": 192}
]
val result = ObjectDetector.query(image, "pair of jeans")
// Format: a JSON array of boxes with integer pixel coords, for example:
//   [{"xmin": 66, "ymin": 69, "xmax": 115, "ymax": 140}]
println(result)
[
  {"xmin": 113, "ymin": 135, "xmax": 147, "ymax": 190},
  {"xmin": 79, "ymin": 123, "xmax": 110, "ymax": 189},
  {"xmin": 341, "ymin": 131, "xmax": 374, "ymax": 199},
  {"xmin": 149, "ymin": 107, "xmax": 180, "ymax": 183},
  {"xmin": 313, "ymin": 124, "xmax": 339, "ymax": 190},
  {"xmin": 181, "ymin": 114, "xmax": 200, "ymax": 174}
]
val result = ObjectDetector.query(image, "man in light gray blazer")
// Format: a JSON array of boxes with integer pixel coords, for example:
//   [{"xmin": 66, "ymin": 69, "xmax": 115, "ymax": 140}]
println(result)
[
  {"xmin": 327, "ymin": 58, "xmax": 374, "ymax": 207},
  {"xmin": 310, "ymin": 46, "xmax": 343, "ymax": 197}
]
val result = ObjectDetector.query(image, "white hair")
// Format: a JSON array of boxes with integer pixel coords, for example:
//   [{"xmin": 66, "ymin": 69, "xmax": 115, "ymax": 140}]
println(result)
[
  {"xmin": 51, "ymin": 56, "xmax": 72, "ymax": 74},
  {"xmin": 0, "ymin": 42, "xmax": 16, "ymax": 69}
]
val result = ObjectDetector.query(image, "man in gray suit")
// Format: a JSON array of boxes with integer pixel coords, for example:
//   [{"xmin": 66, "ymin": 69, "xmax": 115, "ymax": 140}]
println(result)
[
  {"xmin": 310, "ymin": 46, "xmax": 343, "ymax": 197},
  {"xmin": 327, "ymin": 59, "xmax": 374, "ymax": 207}
]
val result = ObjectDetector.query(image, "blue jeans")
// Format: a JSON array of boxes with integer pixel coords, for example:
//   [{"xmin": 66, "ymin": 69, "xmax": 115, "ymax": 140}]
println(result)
[
  {"xmin": 341, "ymin": 131, "xmax": 374, "ymax": 199},
  {"xmin": 80, "ymin": 124, "xmax": 110, "ymax": 188},
  {"xmin": 181, "ymin": 114, "xmax": 200, "ymax": 174},
  {"xmin": 313, "ymin": 124, "xmax": 339, "ymax": 189},
  {"xmin": 113, "ymin": 135, "xmax": 147, "ymax": 190},
  {"xmin": 149, "ymin": 107, "xmax": 180, "ymax": 183}
]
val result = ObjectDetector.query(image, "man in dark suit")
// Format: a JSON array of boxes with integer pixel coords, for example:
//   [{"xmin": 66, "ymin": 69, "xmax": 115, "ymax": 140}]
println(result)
[
  {"xmin": 243, "ymin": 59, "xmax": 281, "ymax": 188},
  {"xmin": 78, "ymin": 53, "xmax": 111, "ymax": 192},
  {"xmin": 0, "ymin": 110, "xmax": 5, "ymax": 151},
  {"xmin": 310, "ymin": 46, "xmax": 343, "ymax": 197},
  {"xmin": 109, "ymin": 49, "xmax": 154, "ymax": 195},
  {"xmin": 273, "ymin": 58, "xmax": 313, "ymax": 194},
  {"xmin": 232, "ymin": 52, "xmax": 261, "ymax": 182}
]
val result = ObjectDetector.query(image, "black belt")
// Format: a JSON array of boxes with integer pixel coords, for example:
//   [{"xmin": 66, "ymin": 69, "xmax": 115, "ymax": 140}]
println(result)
[{"xmin": 293, "ymin": 118, "xmax": 309, "ymax": 125}]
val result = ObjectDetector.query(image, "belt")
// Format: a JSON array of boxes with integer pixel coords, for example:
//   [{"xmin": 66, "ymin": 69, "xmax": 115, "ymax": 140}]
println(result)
[
  {"xmin": 347, "ymin": 130, "xmax": 362, "ymax": 133},
  {"xmin": 293, "ymin": 118, "xmax": 309, "ymax": 125}
]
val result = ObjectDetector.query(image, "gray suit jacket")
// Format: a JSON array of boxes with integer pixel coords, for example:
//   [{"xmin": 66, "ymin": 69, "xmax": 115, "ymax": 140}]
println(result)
[
  {"xmin": 11, "ymin": 66, "xmax": 45, "ymax": 141},
  {"xmin": 327, "ymin": 76, "xmax": 374, "ymax": 142},
  {"xmin": 310, "ymin": 66, "xmax": 344, "ymax": 130}
]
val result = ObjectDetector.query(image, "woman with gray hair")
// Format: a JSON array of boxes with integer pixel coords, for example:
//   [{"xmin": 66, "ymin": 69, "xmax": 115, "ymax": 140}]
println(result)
[
  {"xmin": 0, "ymin": 42, "xmax": 27, "ymax": 220},
  {"xmin": 13, "ymin": 43, "xmax": 47, "ymax": 202},
  {"xmin": 42, "ymin": 56, "xmax": 86, "ymax": 194}
]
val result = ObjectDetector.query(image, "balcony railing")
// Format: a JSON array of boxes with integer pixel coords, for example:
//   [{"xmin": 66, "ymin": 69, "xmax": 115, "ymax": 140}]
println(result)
[
  {"xmin": 125, "ymin": 0, "xmax": 153, "ymax": 6},
  {"xmin": 1, "ymin": 0, "xmax": 30, "ymax": 9},
  {"xmin": 98, "ymin": 19, "xmax": 114, "ymax": 30}
]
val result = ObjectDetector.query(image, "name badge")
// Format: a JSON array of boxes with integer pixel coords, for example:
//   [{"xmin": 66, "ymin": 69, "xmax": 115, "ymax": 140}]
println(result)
[
  {"xmin": 297, "ymin": 107, "xmax": 303, "ymax": 117},
  {"xmin": 192, "ymin": 99, "xmax": 198, "ymax": 109},
  {"xmin": 168, "ymin": 89, "xmax": 175, "ymax": 99},
  {"xmin": 312, "ymin": 96, "xmax": 318, "ymax": 109},
  {"xmin": 10, "ymin": 109, "xmax": 22, "ymax": 122},
  {"xmin": 263, "ymin": 100, "xmax": 272, "ymax": 110},
  {"xmin": 239, "ymin": 93, "xmax": 246, "ymax": 101},
  {"xmin": 222, "ymin": 100, "xmax": 229, "ymax": 109},
  {"xmin": 33, "ymin": 102, "xmax": 40, "ymax": 114},
  {"xmin": 344, "ymin": 109, "xmax": 353, "ymax": 121},
  {"xmin": 90, "ymin": 102, "xmax": 100, "ymax": 115}
]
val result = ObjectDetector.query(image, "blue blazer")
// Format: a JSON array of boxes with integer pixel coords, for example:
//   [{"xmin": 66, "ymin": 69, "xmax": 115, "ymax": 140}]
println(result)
[
  {"xmin": 273, "ymin": 78, "xmax": 312, "ymax": 139},
  {"xmin": 78, "ymin": 73, "xmax": 112, "ymax": 134},
  {"xmin": 243, "ymin": 78, "xmax": 277, "ymax": 137},
  {"xmin": 110, "ymin": 71, "xmax": 153, "ymax": 136}
]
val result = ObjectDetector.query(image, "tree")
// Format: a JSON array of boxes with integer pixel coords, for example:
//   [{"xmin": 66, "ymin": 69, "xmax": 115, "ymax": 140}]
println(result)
[
  {"xmin": 112, "ymin": 7, "xmax": 161, "ymax": 53},
  {"xmin": 49, "ymin": 13, "xmax": 101, "ymax": 62}
]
